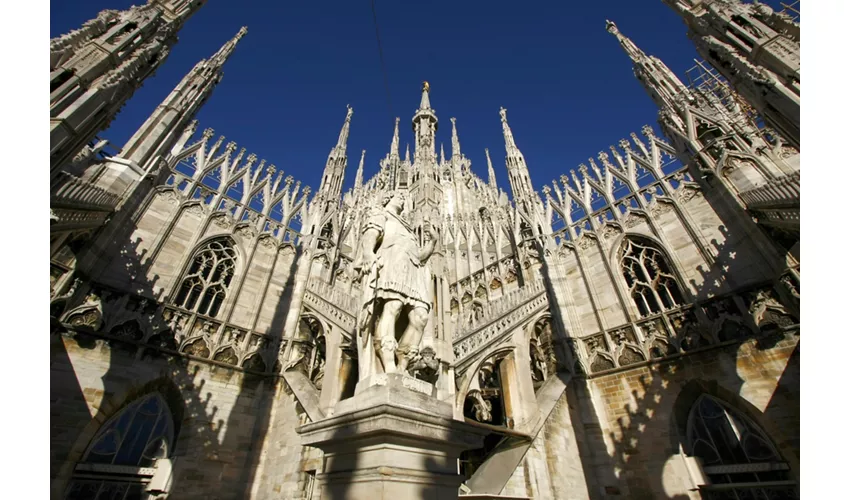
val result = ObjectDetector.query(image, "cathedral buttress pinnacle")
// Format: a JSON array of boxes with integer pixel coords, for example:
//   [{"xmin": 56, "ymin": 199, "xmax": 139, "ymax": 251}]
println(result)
[
  {"xmin": 605, "ymin": 21, "xmax": 691, "ymax": 114},
  {"xmin": 605, "ymin": 20, "xmax": 646, "ymax": 65},
  {"xmin": 485, "ymin": 148, "xmax": 498, "ymax": 192},
  {"xmin": 450, "ymin": 117, "xmax": 462, "ymax": 161},
  {"xmin": 412, "ymin": 81, "xmax": 438, "ymax": 164},
  {"xmin": 390, "ymin": 117, "xmax": 400, "ymax": 159},
  {"xmin": 119, "ymin": 26, "xmax": 247, "ymax": 172},
  {"xmin": 500, "ymin": 107, "xmax": 544, "ymax": 223},
  {"xmin": 316, "ymin": 105, "xmax": 353, "ymax": 212},
  {"xmin": 49, "ymin": 0, "xmax": 208, "ymax": 171},
  {"xmin": 354, "ymin": 149, "xmax": 366, "ymax": 194}
]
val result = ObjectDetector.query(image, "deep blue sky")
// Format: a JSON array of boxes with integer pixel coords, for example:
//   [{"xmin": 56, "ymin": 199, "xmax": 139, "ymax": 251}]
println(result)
[{"xmin": 50, "ymin": 0, "xmax": 750, "ymax": 193}]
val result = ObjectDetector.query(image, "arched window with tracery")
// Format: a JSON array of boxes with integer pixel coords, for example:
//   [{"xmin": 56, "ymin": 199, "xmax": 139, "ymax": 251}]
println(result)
[
  {"xmin": 174, "ymin": 238, "xmax": 237, "ymax": 317},
  {"xmin": 618, "ymin": 236, "xmax": 684, "ymax": 316},
  {"xmin": 65, "ymin": 393, "xmax": 177, "ymax": 499},
  {"xmin": 686, "ymin": 395, "xmax": 797, "ymax": 499}
]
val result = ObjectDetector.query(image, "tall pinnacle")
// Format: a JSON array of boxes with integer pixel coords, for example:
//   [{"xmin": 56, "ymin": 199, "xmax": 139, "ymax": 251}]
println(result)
[
  {"xmin": 332, "ymin": 104, "xmax": 354, "ymax": 155},
  {"xmin": 605, "ymin": 20, "xmax": 647, "ymax": 64},
  {"xmin": 450, "ymin": 117, "xmax": 461, "ymax": 159},
  {"xmin": 390, "ymin": 117, "xmax": 400, "ymax": 158},
  {"xmin": 485, "ymin": 148, "xmax": 497, "ymax": 189},
  {"xmin": 498, "ymin": 107, "xmax": 539, "ymax": 209},
  {"xmin": 412, "ymin": 82, "xmax": 438, "ymax": 163},
  {"xmin": 210, "ymin": 26, "xmax": 247, "ymax": 66},
  {"xmin": 354, "ymin": 149, "xmax": 366, "ymax": 191},
  {"xmin": 499, "ymin": 107, "xmax": 521, "ymax": 157},
  {"xmin": 318, "ymin": 105, "xmax": 353, "ymax": 207},
  {"xmin": 119, "ymin": 27, "xmax": 246, "ymax": 171}
]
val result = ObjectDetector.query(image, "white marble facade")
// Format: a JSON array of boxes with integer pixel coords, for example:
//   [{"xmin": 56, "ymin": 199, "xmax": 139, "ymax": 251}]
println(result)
[{"xmin": 50, "ymin": 2, "xmax": 800, "ymax": 499}]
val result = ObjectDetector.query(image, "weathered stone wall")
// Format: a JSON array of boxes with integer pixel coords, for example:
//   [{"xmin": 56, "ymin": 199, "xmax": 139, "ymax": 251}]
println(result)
[
  {"xmin": 575, "ymin": 334, "xmax": 799, "ymax": 499},
  {"xmin": 50, "ymin": 334, "xmax": 308, "ymax": 500},
  {"xmin": 492, "ymin": 333, "xmax": 798, "ymax": 500},
  {"xmin": 249, "ymin": 383, "xmax": 324, "ymax": 500},
  {"xmin": 93, "ymin": 188, "xmax": 300, "ymax": 336},
  {"xmin": 501, "ymin": 390, "xmax": 592, "ymax": 500},
  {"xmin": 551, "ymin": 186, "xmax": 782, "ymax": 350}
]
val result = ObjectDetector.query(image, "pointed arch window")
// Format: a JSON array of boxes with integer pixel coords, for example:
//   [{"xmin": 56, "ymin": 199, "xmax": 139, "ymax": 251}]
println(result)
[
  {"xmin": 686, "ymin": 395, "xmax": 797, "ymax": 498},
  {"xmin": 65, "ymin": 393, "xmax": 176, "ymax": 499},
  {"xmin": 619, "ymin": 237, "xmax": 684, "ymax": 316},
  {"xmin": 174, "ymin": 238, "xmax": 237, "ymax": 317}
]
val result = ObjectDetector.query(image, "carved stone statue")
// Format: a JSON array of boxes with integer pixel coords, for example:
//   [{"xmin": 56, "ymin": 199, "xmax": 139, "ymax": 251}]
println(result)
[{"xmin": 353, "ymin": 191, "xmax": 436, "ymax": 383}]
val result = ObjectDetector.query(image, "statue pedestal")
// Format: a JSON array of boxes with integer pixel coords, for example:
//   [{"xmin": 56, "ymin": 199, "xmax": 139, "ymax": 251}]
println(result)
[{"xmin": 298, "ymin": 373, "xmax": 488, "ymax": 499}]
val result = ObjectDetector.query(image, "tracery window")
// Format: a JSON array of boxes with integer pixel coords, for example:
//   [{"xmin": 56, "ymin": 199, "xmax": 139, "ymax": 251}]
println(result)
[
  {"xmin": 65, "ymin": 393, "xmax": 176, "ymax": 500},
  {"xmin": 686, "ymin": 395, "xmax": 797, "ymax": 499},
  {"xmin": 619, "ymin": 237, "xmax": 684, "ymax": 316},
  {"xmin": 174, "ymin": 238, "xmax": 237, "ymax": 317}
]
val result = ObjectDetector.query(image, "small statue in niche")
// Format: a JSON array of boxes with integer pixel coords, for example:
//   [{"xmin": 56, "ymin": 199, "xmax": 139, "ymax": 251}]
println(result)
[
  {"xmin": 468, "ymin": 390, "xmax": 493, "ymax": 423},
  {"xmin": 310, "ymin": 357, "xmax": 325, "ymax": 390},
  {"xmin": 408, "ymin": 346, "xmax": 440, "ymax": 384}
]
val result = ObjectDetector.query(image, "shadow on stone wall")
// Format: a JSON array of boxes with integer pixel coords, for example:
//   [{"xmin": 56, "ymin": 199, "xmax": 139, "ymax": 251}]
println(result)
[
  {"xmin": 50, "ymin": 169, "xmax": 304, "ymax": 499},
  {"xmin": 551, "ymin": 180, "xmax": 801, "ymax": 499}
]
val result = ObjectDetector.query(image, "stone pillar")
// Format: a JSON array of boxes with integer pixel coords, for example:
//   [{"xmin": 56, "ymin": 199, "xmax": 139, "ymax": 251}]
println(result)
[
  {"xmin": 498, "ymin": 353, "xmax": 535, "ymax": 429},
  {"xmin": 299, "ymin": 373, "xmax": 488, "ymax": 499},
  {"xmin": 319, "ymin": 328, "xmax": 344, "ymax": 413}
]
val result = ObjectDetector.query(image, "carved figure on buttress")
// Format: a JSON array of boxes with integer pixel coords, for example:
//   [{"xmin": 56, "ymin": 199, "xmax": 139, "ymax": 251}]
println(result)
[{"xmin": 352, "ymin": 191, "xmax": 437, "ymax": 381}]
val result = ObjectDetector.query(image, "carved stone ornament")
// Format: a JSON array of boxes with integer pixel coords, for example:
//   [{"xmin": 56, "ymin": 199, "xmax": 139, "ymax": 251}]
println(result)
[
  {"xmin": 236, "ymin": 224, "xmax": 257, "ymax": 241},
  {"xmin": 408, "ymin": 345, "xmax": 440, "ymax": 384},
  {"xmin": 182, "ymin": 338, "xmax": 210, "ymax": 358},
  {"xmin": 186, "ymin": 203, "xmax": 205, "ymax": 216},
  {"xmin": 623, "ymin": 212, "xmax": 646, "ymax": 228},
  {"xmin": 748, "ymin": 289, "xmax": 795, "ymax": 329},
  {"xmin": 63, "ymin": 291, "xmax": 104, "ymax": 331},
  {"xmin": 159, "ymin": 190, "xmax": 181, "ymax": 206},
  {"xmin": 467, "ymin": 389, "xmax": 493, "ymax": 423},
  {"xmin": 577, "ymin": 235, "xmax": 595, "ymax": 250},
  {"xmin": 212, "ymin": 214, "xmax": 232, "ymax": 229},
  {"xmin": 650, "ymin": 200, "xmax": 674, "ymax": 218},
  {"xmin": 259, "ymin": 235, "xmax": 277, "ymax": 249},
  {"xmin": 779, "ymin": 145, "xmax": 798, "ymax": 159},
  {"xmin": 602, "ymin": 224, "xmax": 622, "ymax": 240},
  {"xmin": 214, "ymin": 347, "xmax": 238, "ymax": 365},
  {"xmin": 677, "ymin": 186, "xmax": 701, "ymax": 204}
]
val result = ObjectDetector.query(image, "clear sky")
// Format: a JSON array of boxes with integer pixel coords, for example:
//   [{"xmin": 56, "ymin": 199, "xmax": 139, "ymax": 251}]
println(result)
[{"xmin": 49, "ymin": 0, "xmax": 770, "ymax": 194}]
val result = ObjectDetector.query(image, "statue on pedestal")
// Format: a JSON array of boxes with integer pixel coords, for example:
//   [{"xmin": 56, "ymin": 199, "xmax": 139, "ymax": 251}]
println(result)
[{"xmin": 353, "ymin": 191, "xmax": 436, "ymax": 383}]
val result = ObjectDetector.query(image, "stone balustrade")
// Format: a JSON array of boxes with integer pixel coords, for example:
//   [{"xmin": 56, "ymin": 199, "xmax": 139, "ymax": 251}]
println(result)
[
  {"xmin": 51, "ymin": 171, "xmax": 122, "ymax": 212},
  {"xmin": 739, "ymin": 171, "xmax": 800, "ymax": 210}
]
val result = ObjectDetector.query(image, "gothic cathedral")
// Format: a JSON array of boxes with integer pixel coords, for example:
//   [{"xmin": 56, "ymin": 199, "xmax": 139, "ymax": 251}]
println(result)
[{"xmin": 50, "ymin": 1, "xmax": 800, "ymax": 499}]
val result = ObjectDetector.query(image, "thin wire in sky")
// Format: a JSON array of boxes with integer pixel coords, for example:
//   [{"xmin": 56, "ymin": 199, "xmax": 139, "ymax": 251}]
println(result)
[{"xmin": 370, "ymin": 0, "xmax": 394, "ymax": 122}]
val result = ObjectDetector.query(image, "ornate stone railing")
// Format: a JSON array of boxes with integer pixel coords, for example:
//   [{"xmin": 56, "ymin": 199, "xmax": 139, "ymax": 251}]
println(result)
[
  {"xmin": 51, "ymin": 171, "xmax": 122, "ymax": 212},
  {"xmin": 739, "ymin": 172, "xmax": 800, "ymax": 210},
  {"xmin": 50, "ymin": 172, "xmax": 123, "ymax": 232},
  {"xmin": 573, "ymin": 284, "xmax": 799, "ymax": 377},
  {"xmin": 306, "ymin": 279, "xmax": 357, "ymax": 312},
  {"xmin": 453, "ymin": 293, "xmax": 549, "ymax": 369},
  {"xmin": 54, "ymin": 285, "xmax": 285, "ymax": 373},
  {"xmin": 749, "ymin": 207, "xmax": 800, "ymax": 231},
  {"xmin": 453, "ymin": 280, "xmax": 546, "ymax": 340},
  {"xmin": 452, "ymin": 281, "xmax": 549, "ymax": 367},
  {"xmin": 303, "ymin": 280, "xmax": 357, "ymax": 332}
]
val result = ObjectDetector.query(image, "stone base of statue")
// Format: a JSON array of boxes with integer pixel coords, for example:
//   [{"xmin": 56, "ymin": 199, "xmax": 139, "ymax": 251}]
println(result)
[{"xmin": 298, "ymin": 373, "xmax": 488, "ymax": 500}]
